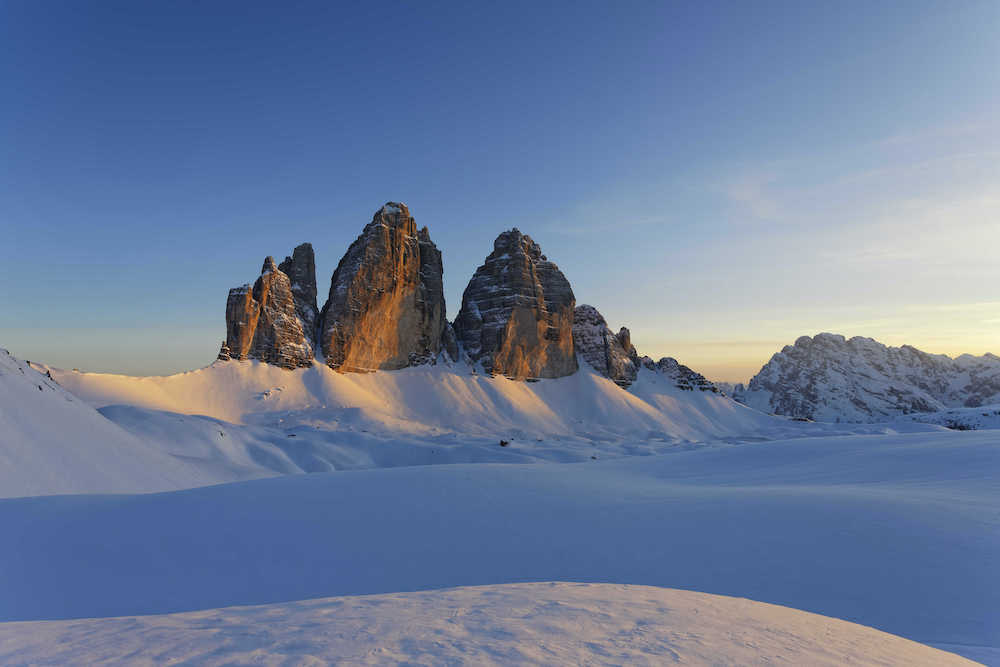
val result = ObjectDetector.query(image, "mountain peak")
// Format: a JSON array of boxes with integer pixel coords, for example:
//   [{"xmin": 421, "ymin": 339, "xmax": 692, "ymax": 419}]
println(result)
[
  {"xmin": 319, "ymin": 203, "xmax": 448, "ymax": 372},
  {"xmin": 455, "ymin": 230, "xmax": 576, "ymax": 379},
  {"xmin": 738, "ymin": 334, "xmax": 1000, "ymax": 421}
]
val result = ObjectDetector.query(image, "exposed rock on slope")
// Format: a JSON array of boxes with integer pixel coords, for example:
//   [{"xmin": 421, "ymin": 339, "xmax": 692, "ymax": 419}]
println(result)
[
  {"xmin": 572, "ymin": 304, "xmax": 717, "ymax": 392},
  {"xmin": 573, "ymin": 304, "xmax": 640, "ymax": 387},
  {"xmin": 319, "ymin": 203, "xmax": 448, "ymax": 372},
  {"xmin": 223, "ymin": 257, "xmax": 313, "ymax": 369},
  {"xmin": 278, "ymin": 243, "xmax": 319, "ymax": 348},
  {"xmin": 454, "ymin": 229, "xmax": 577, "ymax": 379},
  {"xmin": 735, "ymin": 333, "xmax": 1000, "ymax": 422},
  {"xmin": 642, "ymin": 356, "xmax": 719, "ymax": 392}
]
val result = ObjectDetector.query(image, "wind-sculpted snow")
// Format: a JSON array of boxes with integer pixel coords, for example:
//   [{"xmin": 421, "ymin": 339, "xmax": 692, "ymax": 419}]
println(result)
[
  {"xmin": 0, "ymin": 583, "xmax": 977, "ymax": 666},
  {"xmin": 6, "ymin": 354, "xmax": 939, "ymax": 499},
  {"xmin": 0, "ymin": 432, "xmax": 995, "ymax": 663},
  {"xmin": 737, "ymin": 333, "xmax": 1000, "ymax": 422},
  {"xmin": 0, "ymin": 349, "xmax": 265, "ymax": 498},
  {"xmin": 43, "ymin": 358, "xmax": 936, "ymax": 452}
]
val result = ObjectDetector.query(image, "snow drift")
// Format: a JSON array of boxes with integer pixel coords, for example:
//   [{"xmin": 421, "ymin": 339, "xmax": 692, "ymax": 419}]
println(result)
[
  {"xmin": 1, "ymin": 430, "xmax": 995, "ymax": 662},
  {"xmin": 0, "ymin": 349, "xmax": 273, "ymax": 498},
  {"xmin": 0, "ymin": 583, "xmax": 978, "ymax": 666}
]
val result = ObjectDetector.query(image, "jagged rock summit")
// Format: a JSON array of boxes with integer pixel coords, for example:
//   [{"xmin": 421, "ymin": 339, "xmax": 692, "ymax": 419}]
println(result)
[
  {"xmin": 221, "ymin": 255, "xmax": 314, "ymax": 369},
  {"xmin": 319, "ymin": 203, "xmax": 449, "ymax": 372},
  {"xmin": 572, "ymin": 304, "xmax": 718, "ymax": 393},
  {"xmin": 454, "ymin": 229, "xmax": 577, "ymax": 379},
  {"xmin": 735, "ymin": 333, "xmax": 1000, "ymax": 422},
  {"xmin": 573, "ymin": 304, "xmax": 641, "ymax": 387},
  {"xmin": 279, "ymin": 243, "xmax": 319, "ymax": 349}
]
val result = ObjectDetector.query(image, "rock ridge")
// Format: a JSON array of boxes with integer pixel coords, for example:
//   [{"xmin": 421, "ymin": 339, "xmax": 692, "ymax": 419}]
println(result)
[{"xmin": 734, "ymin": 333, "xmax": 1000, "ymax": 422}]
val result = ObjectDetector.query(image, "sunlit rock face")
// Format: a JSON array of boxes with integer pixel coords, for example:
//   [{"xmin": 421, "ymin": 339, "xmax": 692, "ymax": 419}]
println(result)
[
  {"xmin": 454, "ymin": 229, "xmax": 577, "ymax": 379},
  {"xmin": 278, "ymin": 243, "xmax": 319, "ymax": 348},
  {"xmin": 224, "ymin": 257, "xmax": 314, "ymax": 369},
  {"xmin": 319, "ymin": 203, "xmax": 448, "ymax": 372},
  {"xmin": 573, "ymin": 304, "xmax": 640, "ymax": 387}
]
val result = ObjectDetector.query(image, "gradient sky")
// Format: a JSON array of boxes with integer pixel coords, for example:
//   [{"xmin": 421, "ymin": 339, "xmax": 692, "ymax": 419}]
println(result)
[{"xmin": 2, "ymin": 1, "xmax": 998, "ymax": 382}]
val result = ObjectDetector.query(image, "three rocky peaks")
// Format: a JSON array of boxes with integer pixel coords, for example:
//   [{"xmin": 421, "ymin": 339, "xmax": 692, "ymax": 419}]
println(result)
[{"xmin": 219, "ymin": 202, "xmax": 715, "ymax": 391}]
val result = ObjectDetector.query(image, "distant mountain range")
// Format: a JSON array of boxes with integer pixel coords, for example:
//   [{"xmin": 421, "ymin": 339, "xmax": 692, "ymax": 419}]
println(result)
[{"xmin": 733, "ymin": 333, "xmax": 1000, "ymax": 423}]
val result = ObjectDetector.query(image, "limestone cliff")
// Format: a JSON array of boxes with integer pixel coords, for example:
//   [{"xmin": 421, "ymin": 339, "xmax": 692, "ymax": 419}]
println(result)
[
  {"xmin": 223, "ymin": 256, "xmax": 313, "ymax": 369},
  {"xmin": 454, "ymin": 229, "xmax": 577, "ymax": 379},
  {"xmin": 573, "ymin": 304, "xmax": 640, "ymax": 387},
  {"xmin": 278, "ymin": 243, "xmax": 319, "ymax": 348},
  {"xmin": 319, "ymin": 203, "xmax": 448, "ymax": 372}
]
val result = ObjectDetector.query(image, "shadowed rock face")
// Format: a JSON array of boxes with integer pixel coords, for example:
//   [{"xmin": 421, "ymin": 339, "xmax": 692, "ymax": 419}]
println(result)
[
  {"xmin": 573, "ymin": 304, "xmax": 640, "ymax": 387},
  {"xmin": 454, "ymin": 229, "xmax": 577, "ymax": 379},
  {"xmin": 224, "ymin": 257, "xmax": 314, "ymax": 369},
  {"xmin": 642, "ymin": 356, "xmax": 719, "ymax": 393},
  {"xmin": 319, "ymin": 203, "xmax": 448, "ymax": 372},
  {"xmin": 278, "ymin": 243, "xmax": 318, "ymax": 348}
]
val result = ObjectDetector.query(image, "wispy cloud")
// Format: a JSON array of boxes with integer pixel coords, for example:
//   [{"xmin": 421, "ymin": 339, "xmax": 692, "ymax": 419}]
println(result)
[{"xmin": 718, "ymin": 169, "xmax": 784, "ymax": 221}]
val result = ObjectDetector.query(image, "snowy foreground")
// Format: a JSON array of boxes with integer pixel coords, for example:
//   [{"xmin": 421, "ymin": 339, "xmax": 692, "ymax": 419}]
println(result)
[
  {"xmin": 2, "ymin": 351, "xmax": 997, "ymax": 664},
  {"xmin": 1, "ymin": 429, "xmax": 996, "ymax": 664},
  {"xmin": 0, "ymin": 583, "xmax": 979, "ymax": 666}
]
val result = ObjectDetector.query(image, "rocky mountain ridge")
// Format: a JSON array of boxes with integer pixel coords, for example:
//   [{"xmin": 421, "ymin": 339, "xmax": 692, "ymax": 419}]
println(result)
[
  {"xmin": 734, "ymin": 333, "xmax": 1000, "ymax": 422},
  {"xmin": 219, "ymin": 202, "xmax": 718, "ymax": 393}
]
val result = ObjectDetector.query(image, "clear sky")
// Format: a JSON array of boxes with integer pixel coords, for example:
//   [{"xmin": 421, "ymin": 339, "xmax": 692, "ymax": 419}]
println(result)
[{"xmin": 2, "ymin": 1, "xmax": 998, "ymax": 382}]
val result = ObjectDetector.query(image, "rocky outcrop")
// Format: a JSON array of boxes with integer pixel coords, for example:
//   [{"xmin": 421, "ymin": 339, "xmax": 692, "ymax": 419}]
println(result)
[
  {"xmin": 454, "ymin": 229, "xmax": 577, "ymax": 379},
  {"xmin": 278, "ymin": 243, "xmax": 319, "ymax": 348},
  {"xmin": 734, "ymin": 333, "xmax": 1000, "ymax": 422},
  {"xmin": 224, "ymin": 257, "xmax": 314, "ymax": 369},
  {"xmin": 319, "ymin": 203, "xmax": 448, "ymax": 372},
  {"xmin": 642, "ymin": 356, "xmax": 719, "ymax": 392},
  {"xmin": 573, "ymin": 305, "xmax": 640, "ymax": 387}
]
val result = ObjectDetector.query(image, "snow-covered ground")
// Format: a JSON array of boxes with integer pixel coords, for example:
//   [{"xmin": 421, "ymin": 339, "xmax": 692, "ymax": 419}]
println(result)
[
  {"xmin": 3, "ymin": 349, "xmax": 997, "ymax": 664},
  {"xmin": 46, "ymin": 358, "xmax": 941, "ymax": 442},
  {"xmin": 894, "ymin": 403, "xmax": 1000, "ymax": 431},
  {"xmin": 0, "ymin": 429, "xmax": 995, "ymax": 663},
  {"xmin": 1, "ymin": 357, "xmax": 937, "ymax": 497},
  {"xmin": 0, "ymin": 583, "xmax": 978, "ymax": 666},
  {"xmin": 0, "ymin": 350, "xmax": 275, "ymax": 498}
]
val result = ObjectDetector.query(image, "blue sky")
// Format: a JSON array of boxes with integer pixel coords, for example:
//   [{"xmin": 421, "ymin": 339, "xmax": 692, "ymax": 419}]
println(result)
[{"xmin": 2, "ymin": 1, "xmax": 998, "ymax": 380}]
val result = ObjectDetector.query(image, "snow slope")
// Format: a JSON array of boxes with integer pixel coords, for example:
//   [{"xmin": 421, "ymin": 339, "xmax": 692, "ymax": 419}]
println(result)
[
  {"xmin": 1, "ymin": 430, "xmax": 995, "ymax": 662},
  {"xmin": 0, "ymin": 583, "xmax": 977, "ymax": 666},
  {"xmin": 46, "ymin": 358, "xmax": 938, "ymax": 443},
  {"xmin": 0, "ymin": 349, "xmax": 274, "ymax": 498},
  {"xmin": 4, "ymin": 350, "xmax": 940, "ymax": 499}
]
